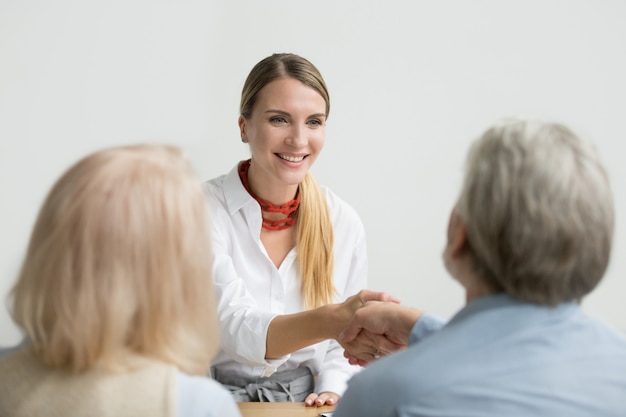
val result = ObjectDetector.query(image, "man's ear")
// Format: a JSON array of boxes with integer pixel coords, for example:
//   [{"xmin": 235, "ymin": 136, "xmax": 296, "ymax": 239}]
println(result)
[{"xmin": 448, "ymin": 211, "xmax": 469, "ymax": 258}]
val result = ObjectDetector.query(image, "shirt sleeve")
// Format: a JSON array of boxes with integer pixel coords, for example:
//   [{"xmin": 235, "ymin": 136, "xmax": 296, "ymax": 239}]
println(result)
[
  {"xmin": 211, "ymin": 218, "xmax": 288, "ymax": 375},
  {"xmin": 205, "ymin": 178, "xmax": 290, "ymax": 375},
  {"xmin": 408, "ymin": 312, "xmax": 446, "ymax": 345},
  {"xmin": 315, "ymin": 339, "xmax": 359, "ymax": 396}
]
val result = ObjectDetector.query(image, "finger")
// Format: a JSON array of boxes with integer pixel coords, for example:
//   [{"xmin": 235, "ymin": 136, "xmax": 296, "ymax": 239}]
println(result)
[
  {"xmin": 315, "ymin": 393, "xmax": 330, "ymax": 406},
  {"xmin": 342, "ymin": 331, "xmax": 404, "ymax": 364},
  {"xmin": 368, "ymin": 332, "xmax": 407, "ymax": 355},
  {"xmin": 345, "ymin": 354, "xmax": 369, "ymax": 367},
  {"xmin": 366, "ymin": 332, "xmax": 407, "ymax": 356},
  {"xmin": 341, "ymin": 328, "xmax": 380, "ymax": 358},
  {"xmin": 339, "ymin": 322, "xmax": 362, "ymax": 343},
  {"xmin": 320, "ymin": 392, "xmax": 340, "ymax": 406},
  {"xmin": 304, "ymin": 393, "xmax": 318, "ymax": 407},
  {"xmin": 348, "ymin": 357, "xmax": 361, "ymax": 365},
  {"xmin": 342, "ymin": 328, "xmax": 385, "ymax": 354},
  {"xmin": 349, "ymin": 356, "xmax": 363, "ymax": 365},
  {"xmin": 344, "ymin": 351, "xmax": 365, "ymax": 366},
  {"xmin": 347, "ymin": 349, "xmax": 378, "ymax": 364},
  {"xmin": 358, "ymin": 289, "xmax": 400, "ymax": 304}
]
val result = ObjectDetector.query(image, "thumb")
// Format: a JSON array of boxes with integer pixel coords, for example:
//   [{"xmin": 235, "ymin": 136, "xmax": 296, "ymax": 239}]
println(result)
[{"xmin": 339, "ymin": 321, "xmax": 362, "ymax": 343}]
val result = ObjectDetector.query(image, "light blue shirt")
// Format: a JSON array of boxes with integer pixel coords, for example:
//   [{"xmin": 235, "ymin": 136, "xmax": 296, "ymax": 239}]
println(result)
[
  {"xmin": 177, "ymin": 372, "xmax": 241, "ymax": 417},
  {"xmin": 334, "ymin": 294, "xmax": 626, "ymax": 417}
]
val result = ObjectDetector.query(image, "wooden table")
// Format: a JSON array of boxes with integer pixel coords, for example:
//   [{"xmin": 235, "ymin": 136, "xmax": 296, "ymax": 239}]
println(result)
[{"xmin": 237, "ymin": 402, "xmax": 335, "ymax": 417}]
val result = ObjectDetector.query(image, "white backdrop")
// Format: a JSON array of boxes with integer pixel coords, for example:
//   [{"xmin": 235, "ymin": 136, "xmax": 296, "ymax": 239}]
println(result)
[{"xmin": 1, "ymin": 0, "xmax": 625, "ymax": 346}]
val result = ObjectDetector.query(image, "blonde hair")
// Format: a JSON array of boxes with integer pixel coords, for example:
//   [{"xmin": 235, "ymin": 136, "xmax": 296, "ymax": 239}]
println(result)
[
  {"xmin": 9, "ymin": 144, "xmax": 219, "ymax": 375},
  {"xmin": 240, "ymin": 53, "xmax": 335, "ymax": 308},
  {"xmin": 457, "ymin": 118, "xmax": 614, "ymax": 305}
]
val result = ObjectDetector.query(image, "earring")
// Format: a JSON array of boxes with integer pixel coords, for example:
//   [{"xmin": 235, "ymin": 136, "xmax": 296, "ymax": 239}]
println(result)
[{"xmin": 241, "ymin": 135, "xmax": 248, "ymax": 143}]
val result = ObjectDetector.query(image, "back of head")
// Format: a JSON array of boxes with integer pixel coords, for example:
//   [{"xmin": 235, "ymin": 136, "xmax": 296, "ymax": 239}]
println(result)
[
  {"xmin": 456, "ymin": 118, "xmax": 614, "ymax": 305},
  {"xmin": 10, "ymin": 144, "xmax": 218, "ymax": 374}
]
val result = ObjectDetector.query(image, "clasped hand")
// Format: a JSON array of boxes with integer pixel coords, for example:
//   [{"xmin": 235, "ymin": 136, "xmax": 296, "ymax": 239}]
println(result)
[{"xmin": 335, "ymin": 290, "xmax": 419, "ymax": 366}]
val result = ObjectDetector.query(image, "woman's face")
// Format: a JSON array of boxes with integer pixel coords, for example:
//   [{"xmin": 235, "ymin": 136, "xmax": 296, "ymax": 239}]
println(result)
[{"xmin": 239, "ymin": 77, "xmax": 326, "ymax": 198}]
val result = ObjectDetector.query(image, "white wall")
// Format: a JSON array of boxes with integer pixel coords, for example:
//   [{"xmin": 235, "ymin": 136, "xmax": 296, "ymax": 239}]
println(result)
[{"xmin": 1, "ymin": 0, "xmax": 625, "ymax": 346}]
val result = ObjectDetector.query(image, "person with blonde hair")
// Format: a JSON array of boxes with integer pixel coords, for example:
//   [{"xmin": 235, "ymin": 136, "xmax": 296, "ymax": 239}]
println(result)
[
  {"xmin": 204, "ymin": 52, "xmax": 393, "ymax": 406},
  {"xmin": 0, "ymin": 144, "xmax": 242, "ymax": 417},
  {"xmin": 334, "ymin": 118, "xmax": 626, "ymax": 416}
]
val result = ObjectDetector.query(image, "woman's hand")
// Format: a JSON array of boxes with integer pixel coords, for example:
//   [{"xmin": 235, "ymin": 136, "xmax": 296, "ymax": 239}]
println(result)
[{"xmin": 304, "ymin": 391, "xmax": 340, "ymax": 407}]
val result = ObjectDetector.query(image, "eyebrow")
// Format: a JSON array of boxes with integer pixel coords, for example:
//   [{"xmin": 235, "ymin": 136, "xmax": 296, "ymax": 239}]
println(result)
[{"xmin": 265, "ymin": 109, "xmax": 326, "ymax": 119}]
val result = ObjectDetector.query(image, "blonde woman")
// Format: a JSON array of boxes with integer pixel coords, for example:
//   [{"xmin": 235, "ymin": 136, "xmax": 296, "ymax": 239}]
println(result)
[
  {"xmin": 0, "ymin": 145, "xmax": 241, "ymax": 417},
  {"xmin": 204, "ymin": 53, "xmax": 392, "ymax": 406}
]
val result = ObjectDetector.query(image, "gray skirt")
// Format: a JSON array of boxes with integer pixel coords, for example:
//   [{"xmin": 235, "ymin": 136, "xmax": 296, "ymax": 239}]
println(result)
[{"xmin": 212, "ymin": 366, "xmax": 314, "ymax": 402}]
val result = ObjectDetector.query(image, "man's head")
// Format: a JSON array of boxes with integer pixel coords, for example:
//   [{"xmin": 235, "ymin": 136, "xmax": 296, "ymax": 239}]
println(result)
[{"xmin": 448, "ymin": 118, "xmax": 614, "ymax": 305}]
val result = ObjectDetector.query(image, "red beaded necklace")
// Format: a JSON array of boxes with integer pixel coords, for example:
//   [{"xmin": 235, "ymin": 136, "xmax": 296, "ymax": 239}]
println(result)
[{"xmin": 238, "ymin": 159, "xmax": 300, "ymax": 231}]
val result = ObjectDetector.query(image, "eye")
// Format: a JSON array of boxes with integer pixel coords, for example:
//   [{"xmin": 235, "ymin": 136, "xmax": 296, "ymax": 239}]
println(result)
[
  {"xmin": 270, "ymin": 116, "xmax": 288, "ymax": 124},
  {"xmin": 307, "ymin": 119, "xmax": 323, "ymax": 127}
]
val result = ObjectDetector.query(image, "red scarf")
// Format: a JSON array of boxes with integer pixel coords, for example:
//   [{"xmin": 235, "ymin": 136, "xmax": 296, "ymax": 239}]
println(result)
[{"xmin": 238, "ymin": 159, "xmax": 300, "ymax": 231}]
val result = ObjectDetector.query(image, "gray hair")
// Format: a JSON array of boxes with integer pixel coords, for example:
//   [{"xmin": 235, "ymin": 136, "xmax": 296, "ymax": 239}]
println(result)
[{"xmin": 456, "ymin": 118, "xmax": 614, "ymax": 305}]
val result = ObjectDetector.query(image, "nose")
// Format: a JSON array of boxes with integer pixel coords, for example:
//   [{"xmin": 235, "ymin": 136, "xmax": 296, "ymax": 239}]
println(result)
[{"xmin": 286, "ymin": 125, "xmax": 306, "ymax": 147}]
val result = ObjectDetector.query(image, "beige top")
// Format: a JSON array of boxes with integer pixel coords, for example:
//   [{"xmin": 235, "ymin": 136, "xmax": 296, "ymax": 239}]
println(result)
[{"xmin": 0, "ymin": 347, "xmax": 177, "ymax": 417}]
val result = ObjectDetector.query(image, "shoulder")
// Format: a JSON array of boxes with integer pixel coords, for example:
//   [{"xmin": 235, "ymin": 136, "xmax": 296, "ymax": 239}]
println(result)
[
  {"xmin": 177, "ymin": 372, "xmax": 241, "ymax": 417},
  {"xmin": 0, "ymin": 344, "xmax": 37, "ymax": 374},
  {"xmin": 203, "ymin": 170, "xmax": 231, "ymax": 204},
  {"xmin": 319, "ymin": 185, "xmax": 354, "ymax": 212},
  {"xmin": 0, "ymin": 339, "xmax": 30, "ymax": 360},
  {"xmin": 203, "ymin": 165, "xmax": 249, "ymax": 223}
]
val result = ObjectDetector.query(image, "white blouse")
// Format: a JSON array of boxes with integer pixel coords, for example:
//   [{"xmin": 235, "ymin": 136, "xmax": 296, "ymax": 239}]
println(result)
[{"xmin": 204, "ymin": 164, "xmax": 368, "ymax": 396}]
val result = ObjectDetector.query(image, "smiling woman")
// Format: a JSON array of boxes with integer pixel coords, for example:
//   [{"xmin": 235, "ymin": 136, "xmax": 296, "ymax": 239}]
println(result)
[{"xmin": 203, "ymin": 53, "xmax": 396, "ymax": 407}]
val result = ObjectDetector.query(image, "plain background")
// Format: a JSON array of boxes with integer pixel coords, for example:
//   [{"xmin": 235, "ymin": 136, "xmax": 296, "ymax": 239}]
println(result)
[{"xmin": 1, "ymin": 0, "xmax": 625, "ymax": 346}]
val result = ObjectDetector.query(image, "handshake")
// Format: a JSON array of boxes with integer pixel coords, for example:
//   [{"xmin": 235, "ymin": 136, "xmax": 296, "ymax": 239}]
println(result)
[{"xmin": 332, "ymin": 290, "xmax": 423, "ymax": 366}]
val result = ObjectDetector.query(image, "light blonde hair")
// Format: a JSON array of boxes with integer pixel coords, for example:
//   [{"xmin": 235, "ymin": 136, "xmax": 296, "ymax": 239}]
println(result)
[
  {"xmin": 9, "ymin": 144, "xmax": 219, "ymax": 375},
  {"xmin": 240, "ymin": 53, "xmax": 335, "ymax": 308},
  {"xmin": 456, "ymin": 118, "xmax": 614, "ymax": 305}
]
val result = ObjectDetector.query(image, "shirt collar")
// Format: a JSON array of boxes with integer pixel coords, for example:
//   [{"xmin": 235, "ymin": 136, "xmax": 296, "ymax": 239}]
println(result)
[
  {"xmin": 447, "ymin": 293, "xmax": 580, "ymax": 327},
  {"xmin": 222, "ymin": 162, "xmax": 256, "ymax": 216}
]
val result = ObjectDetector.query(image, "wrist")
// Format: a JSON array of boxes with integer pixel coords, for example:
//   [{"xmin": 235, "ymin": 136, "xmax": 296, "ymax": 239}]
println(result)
[
  {"xmin": 319, "ymin": 302, "xmax": 351, "ymax": 340},
  {"xmin": 398, "ymin": 307, "xmax": 423, "ymax": 343}
]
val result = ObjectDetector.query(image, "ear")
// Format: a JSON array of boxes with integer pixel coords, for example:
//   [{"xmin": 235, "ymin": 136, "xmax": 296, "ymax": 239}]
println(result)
[
  {"xmin": 238, "ymin": 115, "xmax": 247, "ymax": 143},
  {"xmin": 448, "ymin": 210, "xmax": 469, "ymax": 259}
]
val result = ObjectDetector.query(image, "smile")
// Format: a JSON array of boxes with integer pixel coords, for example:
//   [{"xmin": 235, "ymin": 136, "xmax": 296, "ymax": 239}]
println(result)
[{"xmin": 277, "ymin": 154, "xmax": 306, "ymax": 162}]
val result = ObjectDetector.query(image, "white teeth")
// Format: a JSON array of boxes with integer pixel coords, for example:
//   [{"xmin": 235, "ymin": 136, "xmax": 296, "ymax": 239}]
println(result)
[{"xmin": 279, "ymin": 154, "xmax": 304, "ymax": 162}]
